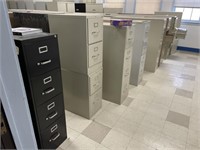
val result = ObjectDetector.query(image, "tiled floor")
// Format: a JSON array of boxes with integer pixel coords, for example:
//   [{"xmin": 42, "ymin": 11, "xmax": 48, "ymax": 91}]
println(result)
[{"xmin": 59, "ymin": 51, "xmax": 200, "ymax": 150}]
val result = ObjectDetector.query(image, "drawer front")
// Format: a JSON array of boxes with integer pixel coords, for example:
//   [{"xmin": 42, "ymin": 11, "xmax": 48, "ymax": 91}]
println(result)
[
  {"xmin": 89, "ymin": 88, "xmax": 102, "ymax": 118},
  {"xmin": 86, "ymin": 5, "xmax": 103, "ymax": 13},
  {"xmin": 124, "ymin": 47, "xmax": 132, "ymax": 69},
  {"xmin": 88, "ymin": 42, "xmax": 103, "ymax": 68},
  {"xmin": 24, "ymin": 36, "xmax": 60, "ymax": 77},
  {"xmin": 41, "ymin": 115, "xmax": 67, "ymax": 149},
  {"xmin": 142, "ymin": 45, "xmax": 147, "ymax": 56},
  {"xmin": 88, "ymin": 18, "xmax": 103, "ymax": 44},
  {"xmin": 121, "ymin": 76, "xmax": 129, "ymax": 101},
  {"xmin": 89, "ymin": 69, "xmax": 102, "ymax": 95},
  {"xmin": 125, "ymin": 37, "xmax": 134, "ymax": 49},
  {"xmin": 127, "ymin": 26, "xmax": 135, "ymax": 39},
  {"xmin": 31, "ymin": 69, "xmax": 63, "ymax": 106},
  {"xmin": 37, "ymin": 94, "xmax": 65, "ymax": 130},
  {"xmin": 145, "ymin": 24, "xmax": 150, "ymax": 32}
]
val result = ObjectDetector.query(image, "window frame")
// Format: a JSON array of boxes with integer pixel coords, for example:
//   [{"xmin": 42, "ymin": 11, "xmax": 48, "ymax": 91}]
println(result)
[{"xmin": 173, "ymin": 6, "xmax": 200, "ymax": 24}]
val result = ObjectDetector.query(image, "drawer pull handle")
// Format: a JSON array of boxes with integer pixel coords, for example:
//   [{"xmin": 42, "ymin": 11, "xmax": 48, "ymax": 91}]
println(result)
[
  {"xmin": 47, "ymin": 102, "xmax": 55, "ymax": 110},
  {"xmin": 42, "ymin": 87, "xmax": 55, "ymax": 95},
  {"xmin": 92, "ymin": 54, "xmax": 100, "ymax": 58},
  {"xmin": 43, "ymin": 76, "xmax": 52, "ymax": 84},
  {"xmin": 39, "ymin": 46, "xmax": 48, "ymax": 54},
  {"xmin": 49, "ymin": 133, "xmax": 60, "ymax": 142},
  {"xmin": 51, "ymin": 124, "xmax": 58, "ymax": 133},
  {"xmin": 92, "ymin": 9, "xmax": 96, "ymax": 11},
  {"xmin": 46, "ymin": 111, "xmax": 58, "ymax": 120},
  {"xmin": 37, "ymin": 59, "xmax": 52, "ymax": 66}
]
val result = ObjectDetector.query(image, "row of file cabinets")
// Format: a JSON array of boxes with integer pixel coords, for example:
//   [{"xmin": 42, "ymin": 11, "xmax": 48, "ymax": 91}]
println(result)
[
  {"xmin": 7, "ymin": 1, "xmax": 104, "ymax": 13},
  {"xmin": 14, "ymin": 33, "xmax": 67, "ymax": 149}
]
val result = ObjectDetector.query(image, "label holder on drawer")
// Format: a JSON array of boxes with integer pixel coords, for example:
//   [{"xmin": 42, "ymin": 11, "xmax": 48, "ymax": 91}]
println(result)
[
  {"xmin": 47, "ymin": 102, "xmax": 55, "ymax": 110},
  {"xmin": 39, "ymin": 46, "xmax": 48, "ymax": 54},
  {"xmin": 50, "ymin": 124, "xmax": 58, "ymax": 133},
  {"xmin": 43, "ymin": 76, "xmax": 52, "ymax": 84},
  {"xmin": 94, "ymin": 23, "xmax": 98, "ymax": 27}
]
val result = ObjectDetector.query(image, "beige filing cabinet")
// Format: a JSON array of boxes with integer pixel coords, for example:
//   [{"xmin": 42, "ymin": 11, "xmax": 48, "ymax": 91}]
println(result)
[
  {"xmin": 129, "ymin": 20, "xmax": 150, "ymax": 86},
  {"xmin": 35, "ymin": 2, "xmax": 46, "ymax": 10},
  {"xmin": 103, "ymin": 8, "xmax": 123, "ymax": 13},
  {"xmin": 103, "ymin": 22, "xmax": 135, "ymax": 104},
  {"xmin": 86, "ymin": 3, "xmax": 103, "ymax": 13},
  {"xmin": 113, "ymin": 15, "xmax": 167, "ymax": 72},
  {"xmin": 46, "ymin": 2, "xmax": 75, "ymax": 12},
  {"xmin": 155, "ymin": 12, "xmax": 184, "ymax": 54},
  {"xmin": 25, "ymin": 1, "xmax": 35, "ymax": 10},
  {"xmin": 17, "ymin": 1, "xmax": 26, "ymax": 9},
  {"xmin": 48, "ymin": 13, "xmax": 103, "ymax": 119}
]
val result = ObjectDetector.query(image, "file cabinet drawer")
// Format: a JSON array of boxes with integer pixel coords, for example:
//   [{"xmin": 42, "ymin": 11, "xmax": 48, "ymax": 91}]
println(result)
[
  {"xmin": 89, "ymin": 88, "xmax": 102, "ymax": 118},
  {"xmin": 37, "ymin": 94, "xmax": 65, "ymax": 130},
  {"xmin": 127, "ymin": 26, "xmax": 135, "ymax": 39},
  {"xmin": 24, "ymin": 36, "xmax": 60, "ymax": 76},
  {"xmin": 125, "ymin": 37, "xmax": 134, "ymax": 49},
  {"xmin": 89, "ymin": 69, "xmax": 102, "ymax": 95},
  {"xmin": 121, "ymin": 76, "xmax": 129, "ymax": 101},
  {"xmin": 31, "ymin": 69, "xmax": 63, "ymax": 106},
  {"xmin": 41, "ymin": 115, "xmax": 67, "ymax": 149},
  {"xmin": 124, "ymin": 47, "xmax": 132, "ymax": 69},
  {"xmin": 88, "ymin": 18, "xmax": 103, "ymax": 44},
  {"xmin": 88, "ymin": 42, "xmax": 103, "ymax": 67}
]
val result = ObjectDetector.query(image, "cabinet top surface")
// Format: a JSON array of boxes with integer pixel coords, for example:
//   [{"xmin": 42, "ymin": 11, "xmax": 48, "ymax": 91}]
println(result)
[
  {"xmin": 13, "ymin": 33, "xmax": 56, "ymax": 41},
  {"xmin": 10, "ymin": 9, "xmax": 65, "ymax": 15},
  {"xmin": 49, "ymin": 12, "xmax": 103, "ymax": 17}
]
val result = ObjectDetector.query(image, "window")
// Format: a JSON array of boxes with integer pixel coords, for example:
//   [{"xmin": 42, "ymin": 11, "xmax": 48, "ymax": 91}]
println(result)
[
  {"xmin": 174, "ymin": 0, "xmax": 200, "ymax": 22},
  {"xmin": 175, "ymin": 7, "xmax": 200, "ymax": 22}
]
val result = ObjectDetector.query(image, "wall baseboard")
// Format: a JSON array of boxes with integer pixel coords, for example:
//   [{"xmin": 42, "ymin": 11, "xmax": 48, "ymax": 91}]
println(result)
[{"xmin": 177, "ymin": 46, "xmax": 200, "ymax": 53}]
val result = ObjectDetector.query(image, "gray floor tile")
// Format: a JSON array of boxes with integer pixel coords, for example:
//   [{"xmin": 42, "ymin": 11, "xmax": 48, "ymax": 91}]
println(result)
[
  {"xmin": 180, "ymin": 74, "xmax": 195, "ymax": 81},
  {"xmin": 166, "ymin": 110, "xmax": 190, "ymax": 128},
  {"xmin": 184, "ymin": 64, "xmax": 197, "ymax": 69},
  {"xmin": 122, "ymin": 97, "xmax": 134, "ymax": 107},
  {"xmin": 140, "ymin": 80, "xmax": 147, "ymax": 86},
  {"xmin": 82, "ymin": 121, "xmax": 111, "ymax": 143},
  {"xmin": 175, "ymin": 88, "xmax": 193, "ymax": 99},
  {"xmin": 187, "ymin": 56, "xmax": 198, "ymax": 60}
]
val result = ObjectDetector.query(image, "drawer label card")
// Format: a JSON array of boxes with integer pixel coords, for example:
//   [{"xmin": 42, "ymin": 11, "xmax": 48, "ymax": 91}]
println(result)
[
  {"xmin": 39, "ymin": 46, "xmax": 48, "ymax": 54},
  {"xmin": 43, "ymin": 76, "xmax": 52, "ymax": 84}
]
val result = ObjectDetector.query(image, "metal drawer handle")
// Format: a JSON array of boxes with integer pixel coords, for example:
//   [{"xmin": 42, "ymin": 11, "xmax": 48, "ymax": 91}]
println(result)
[
  {"xmin": 46, "ymin": 111, "xmax": 58, "ymax": 120},
  {"xmin": 49, "ymin": 133, "xmax": 60, "ymax": 142},
  {"xmin": 92, "ymin": 54, "xmax": 100, "ymax": 58},
  {"xmin": 39, "ymin": 46, "xmax": 48, "ymax": 54},
  {"xmin": 37, "ymin": 59, "xmax": 52, "ymax": 66},
  {"xmin": 42, "ymin": 87, "xmax": 55, "ymax": 95},
  {"xmin": 92, "ymin": 9, "xmax": 96, "ymax": 11},
  {"xmin": 128, "ymin": 38, "xmax": 132, "ymax": 41},
  {"xmin": 51, "ymin": 124, "xmax": 58, "ymax": 133},
  {"xmin": 43, "ymin": 76, "xmax": 52, "ymax": 84},
  {"xmin": 47, "ymin": 102, "xmax": 55, "ymax": 110}
]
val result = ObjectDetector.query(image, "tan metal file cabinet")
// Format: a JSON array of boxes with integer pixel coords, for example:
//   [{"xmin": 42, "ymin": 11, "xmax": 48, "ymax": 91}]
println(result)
[
  {"xmin": 48, "ymin": 13, "xmax": 103, "ymax": 119},
  {"xmin": 103, "ymin": 22, "xmax": 135, "ymax": 104}
]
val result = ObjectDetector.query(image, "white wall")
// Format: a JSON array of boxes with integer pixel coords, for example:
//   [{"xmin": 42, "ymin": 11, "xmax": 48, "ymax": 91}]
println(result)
[
  {"xmin": 178, "ymin": 24, "xmax": 200, "ymax": 49},
  {"xmin": 160, "ymin": 0, "xmax": 173, "ymax": 11},
  {"xmin": 124, "ymin": 0, "xmax": 135, "ymax": 13}
]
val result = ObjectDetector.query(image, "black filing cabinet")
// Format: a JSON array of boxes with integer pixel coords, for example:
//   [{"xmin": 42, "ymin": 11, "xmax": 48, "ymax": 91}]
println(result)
[
  {"xmin": 75, "ymin": 3, "xmax": 86, "ymax": 12},
  {"xmin": 14, "ymin": 33, "xmax": 67, "ymax": 149}
]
